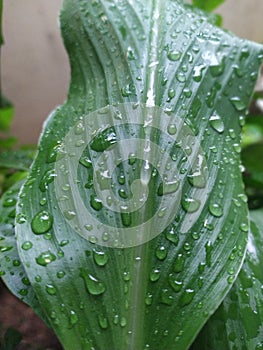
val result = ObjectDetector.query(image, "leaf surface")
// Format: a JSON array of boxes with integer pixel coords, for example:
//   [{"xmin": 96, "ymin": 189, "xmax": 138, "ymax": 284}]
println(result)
[
  {"xmin": 11, "ymin": 1, "xmax": 263, "ymax": 349},
  {"xmin": 191, "ymin": 209, "xmax": 263, "ymax": 350}
]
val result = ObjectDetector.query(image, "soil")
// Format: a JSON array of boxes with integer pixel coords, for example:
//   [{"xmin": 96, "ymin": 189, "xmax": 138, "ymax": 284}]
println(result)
[{"xmin": 0, "ymin": 280, "xmax": 63, "ymax": 350}]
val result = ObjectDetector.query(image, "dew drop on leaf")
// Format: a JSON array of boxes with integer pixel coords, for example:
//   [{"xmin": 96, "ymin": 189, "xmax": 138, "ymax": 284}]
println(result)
[
  {"xmin": 36, "ymin": 251, "xmax": 56, "ymax": 266},
  {"xmin": 209, "ymin": 203, "xmax": 223, "ymax": 217},
  {"xmin": 150, "ymin": 268, "xmax": 161, "ymax": 282},
  {"xmin": 90, "ymin": 195, "xmax": 103, "ymax": 211},
  {"xmin": 80, "ymin": 269, "xmax": 106, "ymax": 295},
  {"xmin": 21, "ymin": 241, "xmax": 33, "ymax": 250},
  {"xmin": 31, "ymin": 210, "xmax": 53, "ymax": 235},
  {"xmin": 169, "ymin": 274, "xmax": 183, "ymax": 292},
  {"xmin": 161, "ymin": 288, "xmax": 174, "ymax": 305},
  {"xmin": 69, "ymin": 310, "xmax": 79, "ymax": 327},
  {"xmin": 46, "ymin": 284, "xmax": 57, "ymax": 295},
  {"xmin": 230, "ymin": 96, "xmax": 246, "ymax": 111},
  {"xmin": 179, "ymin": 288, "xmax": 195, "ymax": 306},
  {"xmin": 155, "ymin": 246, "xmax": 167, "ymax": 260},
  {"xmin": 93, "ymin": 250, "xmax": 108, "ymax": 266},
  {"xmin": 181, "ymin": 197, "xmax": 201, "ymax": 213},
  {"xmin": 3, "ymin": 197, "xmax": 16, "ymax": 207},
  {"xmin": 209, "ymin": 114, "xmax": 225, "ymax": 133}
]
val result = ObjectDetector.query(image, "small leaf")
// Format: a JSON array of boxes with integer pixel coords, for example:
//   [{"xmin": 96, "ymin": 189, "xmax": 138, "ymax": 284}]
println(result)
[{"xmin": 192, "ymin": 0, "xmax": 225, "ymax": 12}]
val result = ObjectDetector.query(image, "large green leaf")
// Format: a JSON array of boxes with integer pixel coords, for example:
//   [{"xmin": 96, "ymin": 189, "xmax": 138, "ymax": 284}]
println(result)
[
  {"xmin": 191, "ymin": 209, "xmax": 263, "ymax": 349},
  {"xmin": 11, "ymin": 1, "xmax": 263, "ymax": 349}
]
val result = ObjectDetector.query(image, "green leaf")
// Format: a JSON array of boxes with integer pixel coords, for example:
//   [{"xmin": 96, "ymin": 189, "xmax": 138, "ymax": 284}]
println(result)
[
  {"xmin": 192, "ymin": 0, "xmax": 225, "ymax": 12},
  {"xmin": 12, "ymin": 1, "xmax": 263, "ymax": 349},
  {"xmin": 0, "ymin": 181, "xmax": 50, "ymax": 327},
  {"xmin": 0, "ymin": 149, "xmax": 35, "ymax": 171},
  {"xmin": 0, "ymin": 97, "xmax": 14, "ymax": 131},
  {"xmin": 191, "ymin": 209, "xmax": 263, "ymax": 350}
]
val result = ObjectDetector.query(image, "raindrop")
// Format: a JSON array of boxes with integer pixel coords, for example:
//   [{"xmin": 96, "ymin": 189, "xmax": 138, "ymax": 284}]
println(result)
[
  {"xmin": 39, "ymin": 169, "xmax": 56, "ymax": 192},
  {"xmin": 90, "ymin": 127, "xmax": 117, "ymax": 152},
  {"xmin": 69, "ymin": 310, "xmax": 79, "ymax": 327},
  {"xmin": 120, "ymin": 317, "xmax": 127, "ymax": 327},
  {"xmin": 80, "ymin": 269, "xmax": 105, "ymax": 295},
  {"xmin": 209, "ymin": 203, "xmax": 223, "ymax": 217},
  {"xmin": 155, "ymin": 246, "xmax": 167, "ymax": 260},
  {"xmin": 158, "ymin": 180, "xmax": 179, "ymax": 195},
  {"xmin": 90, "ymin": 195, "xmax": 103, "ymax": 211},
  {"xmin": 150, "ymin": 268, "xmax": 160, "ymax": 282},
  {"xmin": 167, "ymin": 124, "xmax": 177, "ymax": 135},
  {"xmin": 46, "ymin": 284, "xmax": 57, "ymax": 295},
  {"xmin": 165, "ymin": 226, "xmax": 179, "ymax": 245},
  {"xmin": 57, "ymin": 271, "xmax": 65, "ymax": 279},
  {"xmin": 174, "ymin": 253, "xmax": 185, "ymax": 273},
  {"xmin": 169, "ymin": 274, "xmax": 183, "ymax": 292},
  {"xmin": 98, "ymin": 315, "xmax": 108, "ymax": 329},
  {"xmin": 121, "ymin": 212, "xmax": 131, "ymax": 227},
  {"xmin": 161, "ymin": 288, "xmax": 174, "ymax": 305},
  {"xmin": 209, "ymin": 114, "xmax": 225, "ymax": 133},
  {"xmin": 3, "ymin": 197, "xmax": 16, "ymax": 207},
  {"xmin": 145, "ymin": 292, "xmax": 153, "ymax": 306},
  {"xmin": 93, "ymin": 250, "xmax": 108, "ymax": 266},
  {"xmin": 167, "ymin": 50, "xmax": 182, "ymax": 61},
  {"xmin": 36, "ymin": 251, "xmax": 56, "ymax": 266},
  {"xmin": 79, "ymin": 156, "xmax": 92, "ymax": 168},
  {"xmin": 205, "ymin": 241, "xmax": 213, "ymax": 267},
  {"xmin": 179, "ymin": 289, "xmax": 195, "ymax": 306},
  {"xmin": 182, "ymin": 197, "xmax": 200, "ymax": 213},
  {"xmin": 31, "ymin": 210, "xmax": 53, "ymax": 235},
  {"xmin": 230, "ymin": 97, "xmax": 246, "ymax": 111},
  {"xmin": 21, "ymin": 241, "xmax": 33, "ymax": 251}
]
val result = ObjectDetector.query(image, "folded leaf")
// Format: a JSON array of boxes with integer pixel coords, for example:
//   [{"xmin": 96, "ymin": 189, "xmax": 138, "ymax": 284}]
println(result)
[
  {"xmin": 12, "ymin": 1, "xmax": 263, "ymax": 349},
  {"xmin": 191, "ymin": 209, "xmax": 263, "ymax": 349}
]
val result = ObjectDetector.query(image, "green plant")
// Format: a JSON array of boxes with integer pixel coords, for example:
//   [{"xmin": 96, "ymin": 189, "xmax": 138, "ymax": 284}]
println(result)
[{"xmin": 0, "ymin": 0, "xmax": 263, "ymax": 349}]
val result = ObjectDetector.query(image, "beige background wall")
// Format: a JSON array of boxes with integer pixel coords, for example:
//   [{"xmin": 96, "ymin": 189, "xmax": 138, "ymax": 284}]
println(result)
[{"xmin": 2, "ymin": 0, "xmax": 263, "ymax": 144}]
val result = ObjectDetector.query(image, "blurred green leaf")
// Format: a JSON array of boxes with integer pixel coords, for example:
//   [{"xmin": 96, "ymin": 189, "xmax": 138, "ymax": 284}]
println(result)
[
  {"xmin": 192, "ymin": 0, "xmax": 225, "ymax": 12},
  {"xmin": 0, "ymin": 149, "xmax": 35, "ymax": 171},
  {"xmin": 2, "ymin": 327, "xmax": 22, "ymax": 350}
]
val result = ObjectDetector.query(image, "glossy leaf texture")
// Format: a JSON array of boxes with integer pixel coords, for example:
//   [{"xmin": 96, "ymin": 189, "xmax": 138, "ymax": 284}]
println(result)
[
  {"xmin": 12, "ymin": 1, "xmax": 263, "ymax": 349},
  {"xmin": 191, "ymin": 209, "xmax": 263, "ymax": 350},
  {"xmin": 0, "ymin": 181, "xmax": 50, "ymax": 325}
]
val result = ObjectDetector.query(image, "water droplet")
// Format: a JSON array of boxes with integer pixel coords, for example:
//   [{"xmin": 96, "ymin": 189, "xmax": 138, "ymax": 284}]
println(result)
[
  {"xmin": 240, "ymin": 222, "xmax": 249, "ymax": 232},
  {"xmin": 169, "ymin": 274, "xmax": 183, "ymax": 292},
  {"xmin": 209, "ymin": 114, "xmax": 225, "ymax": 133},
  {"xmin": 93, "ymin": 250, "xmax": 108, "ymax": 266},
  {"xmin": 150, "ymin": 268, "xmax": 160, "ymax": 282},
  {"xmin": 69, "ymin": 310, "xmax": 78, "ymax": 327},
  {"xmin": 193, "ymin": 65, "xmax": 205, "ymax": 82},
  {"xmin": 121, "ymin": 85, "xmax": 133, "ymax": 97},
  {"xmin": 168, "ymin": 88, "xmax": 176, "ymax": 99},
  {"xmin": 167, "ymin": 124, "xmax": 177, "ymax": 135},
  {"xmin": 80, "ymin": 269, "xmax": 105, "ymax": 295},
  {"xmin": 167, "ymin": 50, "xmax": 182, "ymax": 61},
  {"xmin": 145, "ymin": 292, "xmax": 153, "ymax": 306},
  {"xmin": 31, "ymin": 210, "xmax": 53, "ymax": 235},
  {"xmin": 57, "ymin": 270, "xmax": 65, "ymax": 279},
  {"xmin": 39, "ymin": 169, "xmax": 56, "ymax": 192},
  {"xmin": 98, "ymin": 315, "xmax": 108, "ymax": 329},
  {"xmin": 179, "ymin": 289, "xmax": 195, "ymax": 306},
  {"xmin": 3, "ymin": 197, "xmax": 16, "ymax": 207},
  {"xmin": 120, "ymin": 317, "xmax": 127, "ymax": 327},
  {"xmin": 158, "ymin": 180, "xmax": 179, "ymax": 195},
  {"xmin": 36, "ymin": 251, "xmax": 56, "ymax": 266},
  {"xmin": 165, "ymin": 226, "xmax": 179, "ymax": 245},
  {"xmin": 161, "ymin": 288, "xmax": 174, "ymax": 305},
  {"xmin": 182, "ymin": 197, "xmax": 200, "ymax": 213},
  {"xmin": 155, "ymin": 246, "xmax": 167, "ymax": 260},
  {"xmin": 46, "ymin": 284, "xmax": 57, "ymax": 295},
  {"xmin": 176, "ymin": 72, "xmax": 186, "ymax": 83},
  {"xmin": 90, "ymin": 195, "xmax": 103, "ymax": 211},
  {"xmin": 79, "ymin": 156, "xmax": 92, "ymax": 168},
  {"xmin": 209, "ymin": 203, "xmax": 223, "ymax": 217},
  {"xmin": 90, "ymin": 127, "xmax": 117, "ymax": 152},
  {"xmin": 121, "ymin": 212, "xmax": 131, "ymax": 227},
  {"xmin": 174, "ymin": 253, "xmax": 185, "ymax": 273},
  {"xmin": 47, "ymin": 143, "xmax": 61, "ymax": 163},
  {"xmin": 21, "ymin": 241, "xmax": 33, "ymax": 250},
  {"xmin": 230, "ymin": 97, "xmax": 246, "ymax": 111}
]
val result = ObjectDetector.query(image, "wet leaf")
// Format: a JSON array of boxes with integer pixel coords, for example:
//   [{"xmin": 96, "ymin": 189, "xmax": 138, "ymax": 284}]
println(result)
[{"xmin": 5, "ymin": 1, "xmax": 263, "ymax": 349}]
